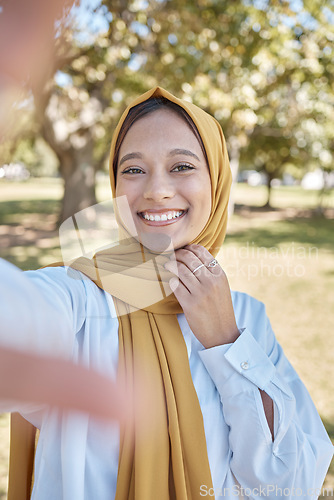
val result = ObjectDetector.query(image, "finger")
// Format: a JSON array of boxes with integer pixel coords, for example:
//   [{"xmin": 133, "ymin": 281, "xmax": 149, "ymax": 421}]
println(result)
[
  {"xmin": 169, "ymin": 277, "xmax": 179, "ymax": 292},
  {"xmin": 184, "ymin": 244, "xmax": 223, "ymax": 275},
  {"xmin": 169, "ymin": 277, "xmax": 190, "ymax": 303},
  {"xmin": 165, "ymin": 260, "xmax": 198, "ymax": 291},
  {"xmin": 183, "ymin": 244, "xmax": 213, "ymax": 264},
  {"xmin": 164, "ymin": 258, "xmax": 179, "ymax": 276},
  {"xmin": 173, "ymin": 248, "xmax": 208, "ymax": 278}
]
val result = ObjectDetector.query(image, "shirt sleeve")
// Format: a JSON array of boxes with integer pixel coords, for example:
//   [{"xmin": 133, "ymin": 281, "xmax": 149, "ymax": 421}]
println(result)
[
  {"xmin": 198, "ymin": 293, "xmax": 334, "ymax": 499},
  {"xmin": 0, "ymin": 258, "xmax": 87, "ymax": 413}
]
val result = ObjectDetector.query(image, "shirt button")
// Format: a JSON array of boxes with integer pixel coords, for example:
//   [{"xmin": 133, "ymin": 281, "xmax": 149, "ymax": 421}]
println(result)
[{"xmin": 240, "ymin": 361, "xmax": 249, "ymax": 370}]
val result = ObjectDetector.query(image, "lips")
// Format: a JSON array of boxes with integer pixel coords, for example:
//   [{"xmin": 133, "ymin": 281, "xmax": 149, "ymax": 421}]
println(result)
[{"xmin": 138, "ymin": 209, "xmax": 187, "ymax": 224}]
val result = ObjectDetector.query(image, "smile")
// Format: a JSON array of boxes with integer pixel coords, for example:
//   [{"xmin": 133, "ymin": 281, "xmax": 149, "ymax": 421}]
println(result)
[{"xmin": 138, "ymin": 210, "xmax": 187, "ymax": 224}]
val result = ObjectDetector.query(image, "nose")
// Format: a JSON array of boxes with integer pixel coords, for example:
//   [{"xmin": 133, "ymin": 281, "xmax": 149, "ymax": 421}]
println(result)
[{"xmin": 143, "ymin": 172, "xmax": 175, "ymax": 202}]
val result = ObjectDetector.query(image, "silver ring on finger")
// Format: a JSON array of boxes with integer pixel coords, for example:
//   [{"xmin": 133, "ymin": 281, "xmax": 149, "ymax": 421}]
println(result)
[
  {"xmin": 192, "ymin": 263, "xmax": 205, "ymax": 274},
  {"xmin": 207, "ymin": 259, "xmax": 219, "ymax": 268}
]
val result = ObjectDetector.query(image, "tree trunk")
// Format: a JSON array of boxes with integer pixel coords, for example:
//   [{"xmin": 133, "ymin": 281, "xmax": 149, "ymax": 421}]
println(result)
[
  {"xmin": 227, "ymin": 138, "xmax": 241, "ymax": 216},
  {"xmin": 57, "ymin": 145, "xmax": 97, "ymax": 225},
  {"xmin": 263, "ymin": 171, "xmax": 273, "ymax": 208},
  {"xmin": 34, "ymin": 81, "xmax": 105, "ymax": 226},
  {"xmin": 38, "ymin": 97, "xmax": 99, "ymax": 225}
]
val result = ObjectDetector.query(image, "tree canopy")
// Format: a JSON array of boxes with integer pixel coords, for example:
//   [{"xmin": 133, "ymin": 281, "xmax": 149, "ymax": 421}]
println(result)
[{"xmin": 1, "ymin": 0, "xmax": 333, "ymax": 217}]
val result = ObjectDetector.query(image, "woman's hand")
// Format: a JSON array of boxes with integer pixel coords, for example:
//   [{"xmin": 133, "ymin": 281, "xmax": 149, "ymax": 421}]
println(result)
[
  {"xmin": 0, "ymin": 346, "xmax": 128, "ymax": 421},
  {"xmin": 164, "ymin": 244, "xmax": 239, "ymax": 348}
]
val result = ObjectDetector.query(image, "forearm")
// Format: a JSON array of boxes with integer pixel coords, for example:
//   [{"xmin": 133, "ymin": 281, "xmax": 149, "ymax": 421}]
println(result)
[
  {"xmin": 0, "ymin": 259, "xmax": 127, "ymax": 419},
  {"xmin": 0, "ymin": 346, "xmax": 126, "ymax": 420},
  {"xmin": 0, "ymin": 259, "xmax": 77, "ymax": 357}
]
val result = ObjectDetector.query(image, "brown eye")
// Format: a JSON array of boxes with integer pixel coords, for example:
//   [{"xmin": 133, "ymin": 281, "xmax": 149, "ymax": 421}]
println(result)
[
  {"xmin": 121, "ymin": 167, "xmax": 144, "ymax": 174},
  {"xmin": 172, "ymin": 164, "xmax": 194, "ymax": 172}
]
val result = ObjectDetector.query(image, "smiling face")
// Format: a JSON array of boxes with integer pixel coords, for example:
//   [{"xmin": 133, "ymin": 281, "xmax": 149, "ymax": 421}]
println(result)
[{"xmin": 115, "ymin": 108, "xmax": 212, "ymax": 252}]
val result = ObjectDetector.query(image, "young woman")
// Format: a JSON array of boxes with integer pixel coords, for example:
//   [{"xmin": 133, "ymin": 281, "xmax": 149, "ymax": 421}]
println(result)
[{"xmin": 1, "ymin": 86, "xmax": 333, "ymax": 499}]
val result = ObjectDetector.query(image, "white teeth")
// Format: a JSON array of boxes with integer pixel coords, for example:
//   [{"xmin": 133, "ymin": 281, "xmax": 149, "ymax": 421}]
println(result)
[{"xmin": 142, "ymin": 210, "xmax": 184, "ymax": 221}]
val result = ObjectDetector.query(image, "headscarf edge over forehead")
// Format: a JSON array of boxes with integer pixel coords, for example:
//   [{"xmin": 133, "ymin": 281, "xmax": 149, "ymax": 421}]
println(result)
[{"xmin": 109, "ymin": 86, "xmax": 232, "ymax": 256}]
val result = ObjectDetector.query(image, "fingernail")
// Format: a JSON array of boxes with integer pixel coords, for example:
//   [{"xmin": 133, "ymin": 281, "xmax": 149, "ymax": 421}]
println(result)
[{"xmin": 169, "ymin": 278, "xmax": 179, "ymax": 291}]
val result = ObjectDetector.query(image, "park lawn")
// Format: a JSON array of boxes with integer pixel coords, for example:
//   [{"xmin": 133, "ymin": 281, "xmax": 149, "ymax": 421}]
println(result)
[
  {"xmin": 0, "ymin": 178, "xmax": 333, "ymax": 498},
  {"xmin": 232, "ymin": 182, "xmax": 334, "ymax": 211}
]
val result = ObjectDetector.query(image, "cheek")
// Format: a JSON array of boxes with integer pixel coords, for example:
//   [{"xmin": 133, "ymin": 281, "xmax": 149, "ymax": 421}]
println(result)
[
  {"xmin": 115, "ymin": 180, "xmax": 133, "ymax": 203},
  {"xmin": 193, "ymin": 177, "xmax": 212, "ymax": 215},
  {"xmin": 195, "ymin": 179, "xmax": 212, "ymax": 231},
  {"xmin": 200, "ymin": 194, "xmax": 212, "ymax": 228},
  {"xmin": 203, "ymin": 174, "xmax": 212, "ymax": 215},
  {"xmin": 114, "ymin": 182, "xmax": 139, "ymax": 235}
]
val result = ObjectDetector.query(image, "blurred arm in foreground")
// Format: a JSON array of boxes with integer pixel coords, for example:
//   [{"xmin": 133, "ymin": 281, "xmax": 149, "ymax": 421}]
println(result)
[
  {"xmin": 0, "ymin": 258, "xmax": 126, "ymax": 421},
  {"xmin": 0, "ymin": 346, "xmax": 126, "ymax": 421},
  {"xmin": 0, "ymin": 0, "xmax": 127, "ymax": 421},
  {"xmin": 0, "ymin": 0, "xmax": 74, "ymax": 137}
]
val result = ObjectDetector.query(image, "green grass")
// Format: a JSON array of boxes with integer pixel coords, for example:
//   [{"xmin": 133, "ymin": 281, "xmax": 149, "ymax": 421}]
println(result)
[
  {"xmin": 0, "ymin": 178, "xmax": 333, "ymax": 497},
  {"xmin": 233, "ymin": 183, "xmax": 334, "ymax": 210},
  {"xmin": 227, "ymin": 215, "xmax": 333, "ymax": 250},
  {"xmin": 0, "ymin": 177, "xmax": 63, "ymax": 201}
]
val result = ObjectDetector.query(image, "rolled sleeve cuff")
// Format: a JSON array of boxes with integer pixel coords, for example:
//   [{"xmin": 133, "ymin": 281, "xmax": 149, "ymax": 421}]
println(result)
[{"xmin": 198, "ymin": 328, "xmax": 276, "ymax": 399}]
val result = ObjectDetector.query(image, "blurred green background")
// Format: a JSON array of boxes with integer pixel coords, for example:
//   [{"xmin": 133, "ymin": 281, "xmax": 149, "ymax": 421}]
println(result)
[{"xmin": 0, "ymin": 0, "xmax": 333, "ymax": 497}]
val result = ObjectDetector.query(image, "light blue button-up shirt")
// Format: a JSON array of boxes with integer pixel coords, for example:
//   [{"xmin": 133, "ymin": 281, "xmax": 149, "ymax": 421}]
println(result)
[{"xmin": 0, "ymin": 260, "xmax": 333, "ymax": 499}]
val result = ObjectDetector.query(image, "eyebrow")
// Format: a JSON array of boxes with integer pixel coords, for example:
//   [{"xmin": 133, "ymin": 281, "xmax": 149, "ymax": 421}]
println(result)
[
  {"xmin": 119, "ymin": 148, "xmax": 200, "ymax": 167},
  {"xmin": 168, "ymin": 149, "xmax": 200, "ymax": 161},
  {"xmin": 119, "ymin": 152, "xmax": 143, "ymax": 167}
]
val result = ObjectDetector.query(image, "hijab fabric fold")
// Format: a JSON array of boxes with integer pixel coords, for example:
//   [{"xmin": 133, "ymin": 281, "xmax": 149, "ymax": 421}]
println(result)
[{"xmin": 70, "ymin": 86, "xmax": 232, "ymax": 499}]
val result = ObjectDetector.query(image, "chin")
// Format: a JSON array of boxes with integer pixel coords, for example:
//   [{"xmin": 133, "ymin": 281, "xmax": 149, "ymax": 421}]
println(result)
[{"xmin": 138, "ymin": 232, "xmax": 176, "ymax": 255}]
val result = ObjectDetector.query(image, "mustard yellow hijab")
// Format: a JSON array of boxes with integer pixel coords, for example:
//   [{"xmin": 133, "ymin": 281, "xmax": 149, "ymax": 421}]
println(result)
[
  {"xmin": 8, "ymin": 87, "xmax": 232, "ymax": 500},
  {"xmin": 70, "ymin": 86, "xmax": 232, "ymax": 499}
]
